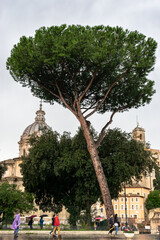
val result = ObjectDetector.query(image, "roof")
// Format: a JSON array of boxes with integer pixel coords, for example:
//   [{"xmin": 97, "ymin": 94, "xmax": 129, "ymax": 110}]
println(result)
[
  {"xmin": 126, "ymin": 183, "xmax": 150, "ymax": 190},
  {"xmin": 132, "ymin": 122, "xmax": 145, "ymax": 132}
]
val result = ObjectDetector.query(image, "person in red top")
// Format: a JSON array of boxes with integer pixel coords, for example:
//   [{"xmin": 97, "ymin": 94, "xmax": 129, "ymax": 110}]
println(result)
[{"xmin": 53, "ymin": 214, "xmax": 60, "ymax": 237}]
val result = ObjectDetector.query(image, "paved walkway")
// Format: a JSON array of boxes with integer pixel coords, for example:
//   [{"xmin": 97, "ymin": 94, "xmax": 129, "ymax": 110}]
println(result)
[{"xmin": 0, "ymin": 230, "xmax": 139, "ymax": 238}]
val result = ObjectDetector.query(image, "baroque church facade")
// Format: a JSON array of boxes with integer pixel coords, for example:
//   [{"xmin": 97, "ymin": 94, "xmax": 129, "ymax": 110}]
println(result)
[{"xmin": 1, "ymin": 105, "xmax": 160, "ymax": 225}]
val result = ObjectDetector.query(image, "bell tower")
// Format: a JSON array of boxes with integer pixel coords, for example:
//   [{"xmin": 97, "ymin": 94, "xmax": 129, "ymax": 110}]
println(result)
[{"xmin": 132, "ymin": 122, "xmax": 145, "ymax": 145}]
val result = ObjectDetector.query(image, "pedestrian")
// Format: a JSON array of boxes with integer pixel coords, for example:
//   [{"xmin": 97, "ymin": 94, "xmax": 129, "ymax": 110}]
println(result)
[
  {"xmin": 121, "ymin": 223, "xmax": 125, "ymax": 231},
  {"xmin": 108, "ymin": 214, "xmax": 115, "ymax": 235},
  {"xmin": 49, "ymin": 214, "xmax": 56, "ymax": 235},
  {"xmin": 114, "ymin": 214, "xmax": 120, "ymax": 236},
  {"xmin": 52, "ymin": 214, "xmax": 60, "ymax": 237},
  {"xmin": 94, "ymin": 221, "xmax": 97, "ymax": 230},
  {"xmin": 94, "ymin": 220, "xmax": 99, "ymax": 230},
  {"xmin": 11, "ymin": 212, "xmax": 21, "ymax": 238},
  {"xmin": 40, "ymin": 216, "xmax": 44, "ymax": 229},
  {"xmin": 28, "ymin": 217, "xmax": 33, "ymax": 229}
]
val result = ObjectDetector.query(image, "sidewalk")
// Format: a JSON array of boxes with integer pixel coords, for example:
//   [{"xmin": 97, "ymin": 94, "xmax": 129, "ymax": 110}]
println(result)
[{"xmin": 0, "ymin": 230, "xmax": 139, "ymax": 238}]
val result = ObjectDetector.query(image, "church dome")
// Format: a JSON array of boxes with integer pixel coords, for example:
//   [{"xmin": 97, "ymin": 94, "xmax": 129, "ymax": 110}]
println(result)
[
  {"xmin": 22, "ymin": 104, "xmax": 51, "ymax": 138},
  {"xmin": 19, "ymin": 104, "xmax": 52, "ymax": 157}
]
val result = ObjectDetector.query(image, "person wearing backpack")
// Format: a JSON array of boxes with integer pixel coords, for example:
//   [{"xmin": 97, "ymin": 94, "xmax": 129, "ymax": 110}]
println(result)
[{"xmin": 108, "ymin": 214, "xmax": 115, "ymax": 235}]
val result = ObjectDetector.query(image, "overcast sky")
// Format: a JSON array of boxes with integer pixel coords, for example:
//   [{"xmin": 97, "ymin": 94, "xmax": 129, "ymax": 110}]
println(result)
[{"xmin": 0, "ymin": 0, "xmax": 160, "ymax": 161}]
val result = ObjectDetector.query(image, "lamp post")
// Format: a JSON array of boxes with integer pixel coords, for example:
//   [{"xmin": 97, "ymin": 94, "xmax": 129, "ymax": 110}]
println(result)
[{"xmin": 124, "ymin": 185, "xmax": 127, "ymax": 227}]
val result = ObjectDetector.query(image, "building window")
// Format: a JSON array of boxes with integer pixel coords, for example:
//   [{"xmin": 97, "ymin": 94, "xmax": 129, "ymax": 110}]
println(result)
[
  {"xmin": 144, "ymin": 193, "xmax": 146, "ymax": 198},
  {"xmin": 131, "ymin": 205, "xmax": 134, "ymax": 210},
  {"xmin": 121, "ymin": 205, "xmax": 124, "ymax": 210},
  {"xmin": 114, "ymin": 198, "xmax": 118, "ymax": 202},
  {"xmin": 121, "ymin": 198, "xmax": 124, "ymax": 202},
  {"xmin": 121, "ymin": 214, "xmax": 124, "ymax": 219},
  {"xmin": 136, "ymin": 205, "xmax": 139, "ymax": 210},
  {"xmin": 101, "ymin": 208, "xmax": 103, "ymax": 213},
  {"xmin": 131, "ymin": 198, "xmax": 134, "ymax": 202},
  {"xmin": 114, "ymin": 205, "xmax": 118, "ymax": 210},
  {"xmin": 136, "ymin": 198, "xmax": 139, "ymax": 202}
]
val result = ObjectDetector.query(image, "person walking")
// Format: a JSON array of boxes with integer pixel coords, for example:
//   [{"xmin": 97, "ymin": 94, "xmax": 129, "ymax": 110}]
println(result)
[
  {"xmin": 40, "ymin": 216, "xmax": 44, "ymax": 229},
  {"xmin": 50, "ymin": 214, "xmax": 56, "ymax": 235},
  {"xmin": 114, "ymin": 214, "xmax": 120, "ymax": 236},
  {"xmin": 11, "ymin": 212, "xmax": 21, "ymax": 238},
  {"xmin": 28, "ymin": 217, "xmax": 33, "ymax": 229},
  {"xmin": 52, "ymin": 214, "xmax": 60, "ymax": 237},
  {"xmin": 108, "ymin": 214, "xmax": 115, "ymax": 235}
]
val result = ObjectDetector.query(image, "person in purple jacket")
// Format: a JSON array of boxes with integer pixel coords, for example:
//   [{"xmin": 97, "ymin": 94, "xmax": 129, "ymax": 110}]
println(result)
[{"xmin": 11, "ymin": 212, "xmax": 21, "ymax": 238}]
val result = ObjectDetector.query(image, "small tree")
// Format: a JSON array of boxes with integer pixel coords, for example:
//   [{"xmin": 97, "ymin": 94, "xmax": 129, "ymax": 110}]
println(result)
[
  {"xmin": 7, "ymin": 25, "xmax": 157, "ymax": 217},
  {"xmin": 145, "ymin": 190, "xmax": 160, "ymax": 211},
  {"xmin": 0, "ymin": 164, "xmax": 7, "ymax": 180},
  {"xmin": 21, "ymin": 130, "xmax": 64, "ymax": 213},
  {"xmin": 153, "ymin": 165, "xmax": 160, "ymax": 190},
  {"xmin": 0, "ymin": 182, "xmax": 35, "ymax": 224}
]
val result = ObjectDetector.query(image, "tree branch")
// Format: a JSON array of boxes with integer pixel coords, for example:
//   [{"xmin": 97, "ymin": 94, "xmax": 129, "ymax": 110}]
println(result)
[
  {"xmin": 95, "ymin": 101, "xmax": 136, "ymax": 148},
  {"xmin": 79, "ymin": 70, "xmax": 98, "ymax": 103},
  {"xmin": 82, "ymin": 99, "xmax": 100, "ymax": 114},
  {"xmin": 54, "ymin": 80, "xmax": 78, "ymax": 118},
  {"xmin": 31, "ymin": 76, "xmax": 60, "ymax": 100},
  {"xmin": 46, "ymin": 64, "xmax": 76, "ymax": 112},
  {"xmin": 85, "ymin": 67, "xmax": 131, "ymax": 119},
  {"xmin": 62, "ymin": 63, "xmax": 81, "ymax": 111}
]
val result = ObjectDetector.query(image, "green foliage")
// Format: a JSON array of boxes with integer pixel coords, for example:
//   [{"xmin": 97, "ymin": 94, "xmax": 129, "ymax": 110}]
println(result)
[
  {"xmin": 67, "ymin": 205, "xmax": 81, "ymax": 227},
  {"xmin": 20, "ymin": 130, "xmax": 64, "ymax": 213},
  {"xmin": 0, "ymin": 182, "xmax": 34, "ymax": 223},
  {"xmin": 145, "ymin": 190, "xmax": 160, "ymax": 211},
  {"xmin": 0, "ymin": 164, "xmax": 7, "ymax": 180},
  {"xmin": 153, "ymin": 165, "xmax": 160, "ymax": 190},
  {"xmin": 99, "ymin": 128, "xmax": 156, "ymax": 199},
  {"xmin": 20, "ymin": 127, "xmax": 156, "ymax": 224},
  {"xmin": 7, "ymin": 24, "xmax": 157, "ymax": 113}
]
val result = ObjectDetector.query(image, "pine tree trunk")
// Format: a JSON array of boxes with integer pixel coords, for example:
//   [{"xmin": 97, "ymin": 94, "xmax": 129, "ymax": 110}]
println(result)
[{"xmin": 79, "ymin": 115, "xmax": 114, "ymax": 219}]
